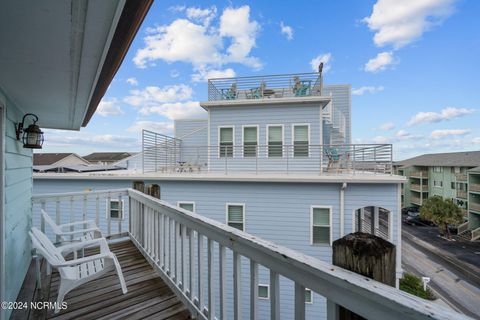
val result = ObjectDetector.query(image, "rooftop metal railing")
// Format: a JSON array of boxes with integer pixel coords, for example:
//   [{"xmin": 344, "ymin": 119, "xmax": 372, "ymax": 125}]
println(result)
[
  {"xmin": 144, "ymin": 144, "xmax": 393, "ymax": 175},
  {"xmin": 207, "ymin": 72, "xmax": 323, "ymax": 101},
  {"xmin": 142, "ymin": 129, "xmax": 182, "ymax": 173}
]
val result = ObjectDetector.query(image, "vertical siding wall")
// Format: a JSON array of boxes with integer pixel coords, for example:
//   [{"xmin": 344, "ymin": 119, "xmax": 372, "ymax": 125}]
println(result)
[
  {"xmin": 0, "ymin": 90, "xmax": 33, "ymax": 318},
  {"xmin": 174, "ymin": 119, "xmax": 208, "ymax": 167},
  {"xmin": 322, "ymin": 85, "xmax": 351, "ymax": 144},
  {"xmin": 33, "ymin": 178, "xmax": 400, "ymax": 320},
  {"xmin": 208, "ymin": 103, "xmax": 323, "ymax": 172}
]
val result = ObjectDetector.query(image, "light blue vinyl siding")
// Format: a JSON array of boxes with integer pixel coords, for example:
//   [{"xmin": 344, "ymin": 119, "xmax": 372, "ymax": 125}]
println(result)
[
  {"xmin": 322, "ymin": 85, "xmax": 351, "ymax": 145},
  {"xmin": 1, "ymin": 90, "xmax": 33, "ymax": 318},
  {"xmin": 208, "ymin": 103, "xmax": 322, "ymax": 172},
  {"xmin": 33, "ymin": 178, "xmax": 400, "ymax": 320},
  {"xmin": 175, "ymin": 119, "xmax": 208, "ymax": 167}
]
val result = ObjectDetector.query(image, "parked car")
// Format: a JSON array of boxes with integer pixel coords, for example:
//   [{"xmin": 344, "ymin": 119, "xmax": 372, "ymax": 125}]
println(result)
[
  {"xmin": 402, "ymin": 206, "xmax": 419, "ymax": 215},
  {"xmin": 403, "ymin": 214, "xmax": 435, "ymax": 226}
]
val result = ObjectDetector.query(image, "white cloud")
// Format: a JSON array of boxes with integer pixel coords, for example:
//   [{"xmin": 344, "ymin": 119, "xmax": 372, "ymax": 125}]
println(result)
[
  {"xmin": 395, "ymin": 129, "xmax": 417, "ymax": 140},
  {"xmin": 127, "ymin": 121, "xmax": 174, "ymax": 134},
  {"xmin": 170, "ymin": 69, "xmax": 180, "ymax": 78},
  {"xmin": 407, "ymin": 107, "xmax": 475, "ymax": 126},
  {"xmin": 379, "ymin": 122, "xmax": 395, "ymax": 130},
  {"xmin": 352, "ymin": 86, "xmax": 384, "ymax": 95},
  {"xmin": 280, "ymin": 22, "xmax": 293, "ymax": 40},
  {"xmin": 124, "ymin": 84, "xmax": 206, "ymax": 120},
  {"xmin": 133, "ymin": 6, "xmax": 261, "ymax": 71},
  {"xmin": 124, "ymin": 85, "xmax": 193, "ymax": 107},
  {"xmin": 364, "ymin": 51, "xmax": 396, "ymax": 72},
  {"xmin": 186, "ymin": 6, "xmax": 217, "ymax": 26},
  {"xmin": 372, "ymin": 136, "xmax": 390, "ymax": 144},
  {"xmin": 430, "ymin": 129, "xmax": 470, "ymax": 139},
  {"xmin": 473, "ymin": 137, "xmax": 480, "ymax": 145},
  {"xmin": 96, "ymin": 99, "xmax": 124, "ymax": 117},
  {"xmin": 363, "ymin": 0, "xmax": 456, "ymax": 49},
  {"xmin": 126, "ymin": 77, "xmax": 138, "ymax": 86},
  {"xmin": 310, "ymin": 53, "xmax": 331, "ymax": 72},
  {"xmin": 191, "ymin": 67, "xmax": 236, "ymax": 82},
  {"xmin": 43, "ymin": 129, "xmax": 138, "ymax": 151}
]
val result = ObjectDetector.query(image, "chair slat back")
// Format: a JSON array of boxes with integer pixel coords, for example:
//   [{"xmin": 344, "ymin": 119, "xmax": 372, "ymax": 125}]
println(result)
[
  {"xmin": 41, "ymin": 209, "xmax": 62, "ymax": 234},
  {"xmin": 30, "ymin": 227, "xmax": 65, "ymax": 265}
]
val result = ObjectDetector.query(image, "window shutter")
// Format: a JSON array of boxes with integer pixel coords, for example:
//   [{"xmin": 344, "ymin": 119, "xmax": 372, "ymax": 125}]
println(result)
[
  {"xmin": 294, "ymin": 125, "xmax": 308, "ymax": 142},
  {"xmin": 244, "ymin": 127, "xmax": 257, "ymax": 143},
  {"xmin": 268, "ymin": 126, "xmax": 282, "ymax": 142},
  {"xmin": 220, "ymin": 128, "xmax": 233, "ymax": 143},
  {"xmin": 228, "ymin": 205, "xmax": 243, "ymax": 222}
]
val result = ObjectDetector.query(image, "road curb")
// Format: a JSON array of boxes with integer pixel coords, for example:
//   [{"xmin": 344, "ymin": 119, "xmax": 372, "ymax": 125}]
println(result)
[{"xmin": 402, "ymin": 231, "xmax": 480, "ymax": 287}]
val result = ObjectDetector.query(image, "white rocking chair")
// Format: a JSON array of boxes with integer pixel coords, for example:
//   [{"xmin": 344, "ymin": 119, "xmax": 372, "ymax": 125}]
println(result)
[
  {"xmin": 41, "ymin": 209, "xmax": 102, "ymax": 242},
  {"xmin": 29, "ymin": 227, "xmax": 127, "ymax": 313}
]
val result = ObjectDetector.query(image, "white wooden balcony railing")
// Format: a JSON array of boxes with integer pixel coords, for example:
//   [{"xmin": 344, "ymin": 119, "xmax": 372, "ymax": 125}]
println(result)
[{"xmin": 32, "ymin": 189, "xmax": 466, "ymax": 320}]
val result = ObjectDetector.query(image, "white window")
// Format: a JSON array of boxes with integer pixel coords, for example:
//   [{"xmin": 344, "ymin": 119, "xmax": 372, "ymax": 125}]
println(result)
[
  {"xmin": 178, "ymin": 201, "xmax": 195, "ymax": 212},
  {"xmin": 107, "ymin": 199, "xmax": 124, "ymax": 220},
  {"xmin": 305, "ymin": 288, "xmax": 313, "ymax": 304},
  {"xmin": 267, "ymin": 125, "xmax": 283, "ymax": 157},
  {"xmin": 258, "ymin": 284, "xmax": 269, "ymax": 299},
  {"xmin": 293, "ymin": 124, "xmax": 309, "ymax": 157},
  {"xmin": 433, "ymin": 166, "xmax": 443, "ymax": 173},
  {"xmin": 434, "ymin": 180, "xmax": 443, "ymax": 188},
  {"xmin": 226, "ymin": 203, "xmax": 245, "ymax": 231},
  {"xmin": 219, "ymin": 127, "xmax": 234, "ymax": 157},
  {"xmin": 243, "ymin": 126, "xmax": 258, "ymax": 157},
  {"xmin": 311, "ymin": 206, "xmax": 331, "ymax": 245}
]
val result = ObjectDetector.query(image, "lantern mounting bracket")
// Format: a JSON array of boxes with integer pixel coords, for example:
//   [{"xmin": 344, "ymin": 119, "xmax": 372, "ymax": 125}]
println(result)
[{"xmin": 16, "ymin": 113, "xmax": 39, "ymax": 140}]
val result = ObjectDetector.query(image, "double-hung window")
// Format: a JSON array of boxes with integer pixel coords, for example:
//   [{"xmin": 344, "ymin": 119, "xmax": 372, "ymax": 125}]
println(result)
[
  {"xmin": 293, "ymin": 124, "xmax": 309, "ymax": 157},
  {"xmin": 107, "ymin": 200, "xmax": 124, "ymax": 220},
  {"xmin": 227, "ymin": 204, "xmax": 245, "ymax": 231},
  {"xmin": 268, "ymin": 125, "xmax": 283, "ymax": 157},
  {"xmin": 243, "ymin": 126, "xmax": 258, "ymax": 157},
  {"xmin": 219, "ymin": 127, "xmax": 234, "ymax": 157},
  {"xmin": 311, "ymin": 206, "xmax": 331, "ymax": 245}
]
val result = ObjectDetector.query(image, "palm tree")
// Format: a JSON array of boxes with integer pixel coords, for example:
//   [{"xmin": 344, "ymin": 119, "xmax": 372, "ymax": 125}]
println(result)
[{"xmin": 419, "ymin": 196, "xmax": 464, "ymax": 239}]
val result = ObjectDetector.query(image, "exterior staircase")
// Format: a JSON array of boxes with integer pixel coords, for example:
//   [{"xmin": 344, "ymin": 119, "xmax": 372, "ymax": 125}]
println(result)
[{"xmin": 454, "ymin": 221, "xmax": 480, "ymax": 241}]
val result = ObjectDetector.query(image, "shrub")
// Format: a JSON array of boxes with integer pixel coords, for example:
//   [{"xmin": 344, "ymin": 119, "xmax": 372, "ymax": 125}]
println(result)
[{"xmin": 400, "ymin": 273, "xmax": 435, "ymax": 300}]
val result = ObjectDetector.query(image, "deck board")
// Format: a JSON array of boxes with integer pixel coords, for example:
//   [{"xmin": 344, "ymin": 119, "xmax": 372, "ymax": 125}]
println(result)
[{"xmin": 15, "ymin": 239, "xmax": 191, "ymax": 320}]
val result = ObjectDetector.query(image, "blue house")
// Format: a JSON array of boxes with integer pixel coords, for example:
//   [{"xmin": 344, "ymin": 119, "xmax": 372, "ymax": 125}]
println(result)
[{"xmin": 33, "ymin": 72, "xmax": 413, "ymax": 319}]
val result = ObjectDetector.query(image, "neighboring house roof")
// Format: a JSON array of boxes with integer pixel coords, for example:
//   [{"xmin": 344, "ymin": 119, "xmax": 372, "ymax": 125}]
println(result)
[
  {"xmin": 33, "ymin": 153, "xmax": 87, "ymax": 166},
  {"xmin": 396, "ymin": 151, "xmax": 480, "ymax": 168},
  {"xmin": 468, "ymin": 166, "xmax": 480, "ymax": 173},
  {"xmin": 84, "ymin": 152, "xmax": 136, "ymax": 163}
]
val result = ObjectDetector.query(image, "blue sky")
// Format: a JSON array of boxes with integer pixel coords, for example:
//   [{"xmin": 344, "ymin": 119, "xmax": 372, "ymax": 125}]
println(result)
[{"xmin": 43, "ymin": 0, "xmax": 480, "ymax": 160}]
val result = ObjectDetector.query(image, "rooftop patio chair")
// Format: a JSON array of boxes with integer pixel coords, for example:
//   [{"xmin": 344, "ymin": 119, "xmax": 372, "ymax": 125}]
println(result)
[
  {"xmin": 324, "ymin": 146, "xmax": 340, "ymax": 172},
  {"xmin": 293, "ymin": 76, "xmax": 312, "ymax": 97},
  {"xmin": 41, "ymin": 209, "xmax": 102, "ymax": 243},
  {"xmin": 248, "ymin": 81, "xmax": 266, "ymax": 99},
  {"xmin": 222, "ymin": 83, "xmax": 238, "ymax": 100},
  {"xmin": 29, "ymin": 227, "xmax": 127, "ymax": 313}
]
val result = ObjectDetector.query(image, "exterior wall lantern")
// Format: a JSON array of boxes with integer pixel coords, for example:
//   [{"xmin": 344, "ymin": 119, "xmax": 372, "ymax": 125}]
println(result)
[{"xmin": 15, "ymin": 113, "xmax": 44, "ymax": 149}]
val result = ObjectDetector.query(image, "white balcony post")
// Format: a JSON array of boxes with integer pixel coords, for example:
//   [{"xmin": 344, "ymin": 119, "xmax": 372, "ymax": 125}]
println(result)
[
  {"xmin": 207, "ymin": 239, "xmax": 215, "ymax": 319},
  {"xmin": 219, "ymin": 245, "xmax": 226, "ymax": 319},
  {"xmin": 233, "ymin": 252, "xmax": 241, "ymax": 320},
  {"xmin": 270, "ymin": 271, "xmax": 280, "ymax": 320},
  {"xmin": 250, "ymin": 260, "xmax": 258, "ymax": 320},
  {"xmin": 294, "ymin": 282, "xmax": 306, "ymax": 320}
]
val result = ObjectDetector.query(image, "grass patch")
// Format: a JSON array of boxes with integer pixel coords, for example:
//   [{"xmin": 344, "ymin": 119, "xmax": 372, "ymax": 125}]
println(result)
[{"xmin": 400, "ymin": 273, "xmax": 436, "ymax": 300}]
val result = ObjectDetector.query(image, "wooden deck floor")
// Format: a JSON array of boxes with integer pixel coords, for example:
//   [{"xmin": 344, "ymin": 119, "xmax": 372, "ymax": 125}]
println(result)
[{"xmin": 13, "ymin": 240, "xmax": 191, "ymax": 320}]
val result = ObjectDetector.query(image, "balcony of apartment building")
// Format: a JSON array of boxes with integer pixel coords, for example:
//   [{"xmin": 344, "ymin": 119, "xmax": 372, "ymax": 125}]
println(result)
[
  {"xmin": 470, "ymin": 182, "xmax": 480, "ymax": 193},
  {"xmin": 409, "ymin": 170, "xmax": 429, "ymax": 179},
  {"xmin": 410, "ymin": 183, "xmax": 428, "ymax": 192},
  {"xmin": 411, "ymin": 193, "xmax": 427, "ymax": 206},
  {"xmin": 16, "ymin": 188, "xmax": 463, "ymax": 320},
  {"xmin": 456, "ymin": 189, "xmax": 468, "ymax": 199},
  {"xmin": 207, "ymin": 72, "xmax": 323, "ymax": 102},
  {"xmin": 456, "ymin": 173, "xmax": 468, "ymax": 182},
  {"xmin": 138, "ymin": 130, "xmax": 394, "ymax": 177}
]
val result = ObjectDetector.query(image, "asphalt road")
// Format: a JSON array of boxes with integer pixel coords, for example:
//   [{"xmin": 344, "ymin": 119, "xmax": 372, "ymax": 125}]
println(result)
[{"xmin": 402, "ymin": 235, "xmax": 480, "ymax": 319}]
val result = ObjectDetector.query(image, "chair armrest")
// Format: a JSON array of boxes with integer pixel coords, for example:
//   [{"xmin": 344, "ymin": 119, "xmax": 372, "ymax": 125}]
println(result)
[
  {"xmin": 55, "ymin": 227, "xmax": 100, "ymax": 237},
  {"xmin": 55, "ymin": 252, "xmax": 114, "ymax": 267},
  {"xmin": 58, "ymin": 237, "xmax": 109, "ymax": 255},
  {"xmin": 59, "ymin": 220, "xmax": 97, "ymax": 229}
]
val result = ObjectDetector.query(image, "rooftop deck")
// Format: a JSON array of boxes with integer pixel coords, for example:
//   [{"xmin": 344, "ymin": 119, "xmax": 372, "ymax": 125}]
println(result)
[
  {"xmin": 207, "ymin": 72, "xmax": 323, "ymax": 102},
  {"xmin": 13, "ymin": 240, "xmax": 190, "ymax": 320}
]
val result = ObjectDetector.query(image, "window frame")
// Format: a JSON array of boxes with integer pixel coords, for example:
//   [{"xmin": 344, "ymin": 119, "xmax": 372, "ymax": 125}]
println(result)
[
  {"xmin": 226, "ymin": 203, "xmax": 245, "ymax": 231},
  {"xmin": 258, "ymin": 284, "xmax": 270, "ymax": 300},
  {"xmin": 433, "ymin": 180, "xmax": 443, "ymax": 188},
  {"xmin": 106, "ymin": 199, "xmax": 125, "ymax": 220},
  {"xmin": 177, "ymin": 201, "xmax": 196, "ymax": 213},
  {"xmin": 242, "ymin": 125, "xmax": 259, "ymax": 158},
  {"xmin": 266, "ymin": 124, "xmax": 284, "ymax": 158},
  {"xmin": 305, "ymin": 288, "xmax": 313, "ymax": 304},
  {"xmin": 310, "ymin": 205, "xmax": 332, "ymax": 246},
  {"xmin": 292, "ymin": 123, "xmax": 310, "ymax": 158},
  {"xmin": 218, "ymin": 126, "xmax": 235, "ymax": 158}
]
